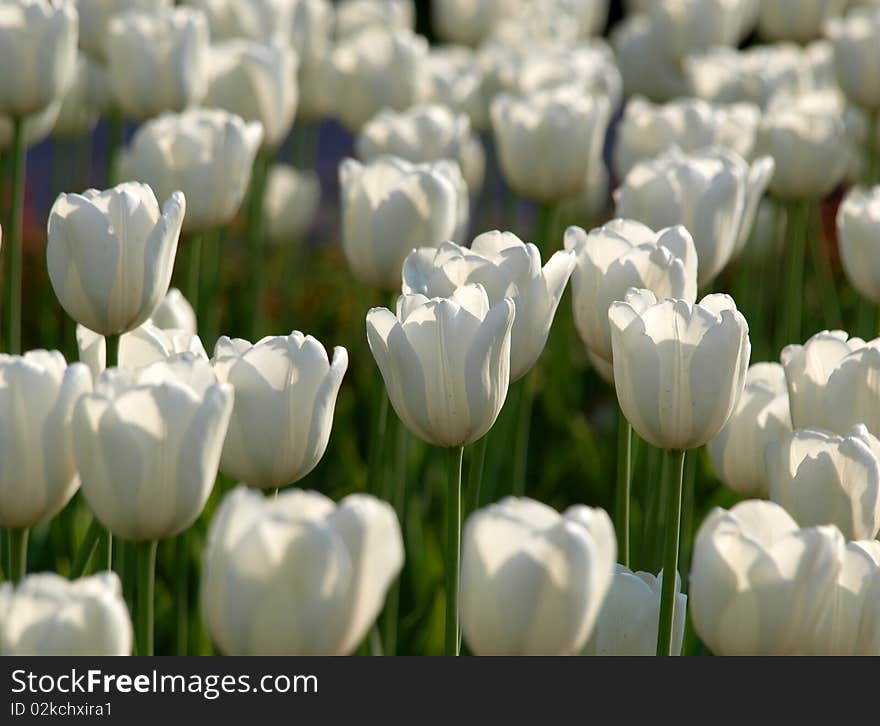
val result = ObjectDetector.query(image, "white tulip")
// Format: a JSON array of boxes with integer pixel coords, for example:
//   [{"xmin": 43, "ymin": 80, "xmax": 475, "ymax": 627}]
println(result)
[
  {"xmin": 780, "ymin": 329, "xmax": 866, "ymax": 430},
  {"xmin": 52, "ymin": 54, "xmax": 109, "ymax": 138},
  {"xmin": 339, "ymin": 155, "xmax": 468, "ymax": 291},
  {"xmin": 822, "ymin": 342, "xmax": 880, "ymax": 437},
  {"xmin": 581, "ymin": 566, "xmax": 686, "ymax": 656},
  {"xmin": 557, "ymin": 162, "xmax": 610, "ymax": 231},
  {"xmin": 0, "ymin": 572, "xmax": 132, "ymax": 655},
  {"xmin": 767, "ymin": 425, "xmax": 880, "ymax": 540},
  {"xmin": 204, "ymin": 39, "xmax": 298, "ymax": 150},
  {"xmin": 120, "ymin": 109, "xmax": 262, "ymax": 233},
  {"xmin": 263, "ymin": 164, "xmax": 321, "ymax": 245},
  {"xmin": 366, "ymin": 284, "xmax": 514, "ymax": 448},
  {"xmin": 827, "ymin": 8, "xmax": 880, "ymax": 111},
  {"xmin": 150, "ymin": 288, "xmax": 197, "ymax": 335},
  {"xmin": 418, "ymin": 46, "xmax": 486, "ymax": 130},
  {"xmin": 335, "ymin": 0, "xmax": 414, "ymax": 39},
  {"xmin": 614, "ymin": 145, "xmax": 774, "ymax": 286},
  {"xmin": 708, "ymin": 362, "xmax": 792, "ymax": 498},
  {"xmin": 402, "ymin": 232, "xmax": 575, "ymax": 381},
  {"xmin": 837, "ymin": 186, "xmax": 880, "ymax": 304},
  {"xmin": 690, "ymin": 500, "xmax": 844, "ymax": 655},
  {"xmin": 564, "ymin": 221, "xmax": 698, "ymax": 364},
  {"xmin": 613, "ymin": 96, "xmax": 761, "ymax": 180},
  {"xmin": 0, "ymin": 102, "xmax": 62, "ymax": 153},
  {"xmin": 47, "ymin": 182, "xmax": 185, "ymax": 336},
  {"xmin": 73, "ymin": 358, "xmax": 233, "ymax": 541},
  {"xmin": 329, "ymin": 27, "xmax": 428, "ymax": 132},
  {"xmin": 358, "ymin": 104, "xmax": 485, "ymax": 193},
  {"xmin": 491, "ymin": 87, "xmax": 610, "ymax": 204},
  {"xmin": 76, "ymin": 0, "xmax": 171, "ymax": 62},
  {"xmin": 612, "ymin": 14, "xmax": 691, "ymax": 103},
  {"xmin": 0, "ymin": 351, "xmax": 91, "ymax": 529},
  {"xmin": 432, "ymin": 0, "xmax": 511, "ymax": 46},
  {"xmin": 202, "ymin": 486, "xmax": 403, "ymax": 655},
  {"xmin": 185, "ymin": 0, "xmax": 292, "ymax": 43},
  {"xmin": 758, "ymin": 0, "xmax": 847, "ymax": 42},
  {"xmin": 649, "ymin": 0, "xmax": 751, "ymax": 62},
  {"xmin": 0, "ymin": 0, "xmax": 78, "ymax": 118},
  {"xmin": 609, "ymin": 289, "xmax": 751, "ymax": 451},
  {"xmin": 106, "ymin": 7, "xmax": 209, "ymax": 120},
  {"xmin": 460, "ymin": 497, "xmax": 616, "ymax": 655},
  {"xmin": 289, "ymin": 0, "xmax": 334, "ymax": 120},
  {"xmin": 211, "ymin": 332, "xmax": 347, "ymax": 490}
]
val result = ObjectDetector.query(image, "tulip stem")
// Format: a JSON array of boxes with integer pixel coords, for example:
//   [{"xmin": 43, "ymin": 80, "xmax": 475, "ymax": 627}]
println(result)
[
  {"xmin": 70, "ymin": 518, "xmax": 103, "ymax": 578},
  {"xmin": 382, "ymin": 416, "xmax": 408, "ymax": 655},
  {"xmin": 804, "ymin": 202, "xmax": 841, "ymax": 329},
  {"xmin": 781, "ymin": 201, "xmax": 806, "ymax": 347},
  {"xmin": 246, "ymin": 152, "xmax": 270, "ymax": 339},
  {"xmin": 186, "ymin": 233, "xmax": 203, "ymax": 319},
  {"xmin": 174, "ymin": 532, "xmax": 190, "ymax": 655},
  {"xmin": 467, "ymin": 434, "xmax": 488, "ymax": 514},
  {"xmin": 5, "ymin": 116, "xmax": 25, "ymax": 354},
  {"xmin": 615, "ymin": 411, "xmax": 632, "ymax": 568},
  {"xmin": 512, "ymin": 376, "xmax": 534, "ymax": 497},
  {"xmin": 445, "ymin": 445, "xmax": 464, "ymax": 656},
  {"xmin": 867, "ymin": 110, "xmax": 880, "ymax": 186},
  {"xmin": 656, "ymin": 448, "xmax": 685, "ymax": 656},
  {"xmin": 5, "ymin": 527, "xmax": 28, "ymax": 583},
  {"xmin": 365, "ymin": 391, "xmax": 389, "ymax": 495},
  {"xmin": 135, "ymin": 540, "xmax": 158, "ymax": 656},
  {"xmin": 107, "ymin": 108, "xmax": 124, "ymax": 186}
]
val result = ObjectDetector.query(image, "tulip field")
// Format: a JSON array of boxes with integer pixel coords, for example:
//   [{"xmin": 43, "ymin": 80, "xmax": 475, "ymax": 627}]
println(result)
[{"xmin": 3, "ymin": 0, "xmax": 880, "ymax": 662}]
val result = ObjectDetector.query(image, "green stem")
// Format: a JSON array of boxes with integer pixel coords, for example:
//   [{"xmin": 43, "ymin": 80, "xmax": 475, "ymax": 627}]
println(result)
[
  {"xmin": 186, "ymin": 233, "xmax": 203, "ymax": 319},
  {"xmin": 382, "ymin": 417, "xmax": 408, "ymax": 655},
  {"xmin": 782, "ymin": 201, "xmax": 806, "ymax": 347},
  {"xmin": 135, "ymin": 540, "xmax": 158, "ymax": 656},
  {"xmin": 70, "ymin": 518, "xmax": 102, "ymax": 578},
  {"xmin": 656, "ymin": 449, "xmax": 686, "ymax": 657},
  {"xmin": 867, "ymin": 110, "xmax": 879, "ymax": 186},
  {"xmin": 107, "ymin": 108, "xmax": 124, "ymax": 186},
  {"xmin": 174, "ymin": 532, "xmax": 189, "ymax": 655},
  {"xmin": 246, "ymin": 152, "xmax": 270, "ymax": 339},
  {"xmin": 445, "ymin": 445, "xmax": 464, "ymax": 656},
  {"xmin": 6, "ymin": 116, "xmax": 25, "ymax": 354},
  {"xmin": 804, "ymin": 202, "xmax": 841, "ymax": 329},
  {"xmin": 467, "ymin": 434, "xmax": 488, "ymax": 515},
  {"xmin": 535, "ymin": 203, "xmax": 558, "ymax": 257},
  {"xmin": 201, "ymin": 229, "xmax": 223, "ymax": 348},
  {"xmin": 615, "ymin": 411, "xmax": 632, "ymax": 568},
  {"xmin": 512, "ymin": 377, "xmax": 534, "ymax": 497},
  {"xmin": 5, "ymin": 527, "xmax": 28, "ymax": 583},
  {"xmin": 365, "ymin": 391, "xmax": 389, "ymax": 495},
  {"xmin": 106, "ymin": 332, "xmax": 120, "ymax": 369}
]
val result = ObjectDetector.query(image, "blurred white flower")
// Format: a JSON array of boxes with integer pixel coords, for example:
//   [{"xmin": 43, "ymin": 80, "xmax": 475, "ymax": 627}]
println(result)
[
  {"xmin": 76, "ymin": 0, "xmax": 171, "ymax": 61},
  {"xmin": 758, "ymin": 0, "xmax": 847, "ymax": 42},
  {"xmin": 0, "ymin": 102, "xmax": 62, "ymax": 153},
  {"xmin": 418, "ymin": 46, "xmax": 486, "ymax": 130},
  {"xmin": 185, "ymin": 0, "xmax": 292, "ymax": 42},
  {"xmin": 334, "ymin": 0, "xmax": 414, "ymax": 39},
  {"xmin": 827, "ymin": 7, "xmax": 880, "ymax": 110},
  {"xmin": 612, "ymin": 14, "xmax": 690, "ymax": 103},
  {"xmin": 52, "ymin": 54, "xmax": 109, "ymax": 138},
  {"xmin": 150, "ymin": 288, "xmax": 197, "ymax": 335},
  {"xmin": 432, "ymin": 0, "xmax": 511, "ymax": 46},
  {"xmin": 649, "ymin": 0, "xmax": 752, "ymax": 62},
  {"xmin": 837, "ymin": 186, "xmax": 880, "ymax": 304},
  {"xmin": 263, "ymin": 164, "xmax": 321, "ymax": 245}
]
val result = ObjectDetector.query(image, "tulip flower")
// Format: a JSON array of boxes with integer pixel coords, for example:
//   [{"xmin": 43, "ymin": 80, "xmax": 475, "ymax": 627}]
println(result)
[
  {"xmin": 402, "ymin": 232, "xmax": 575, "ymax": 382},
  {"xmin": 690, "ymin": 500, "xmax": 843, "ymax": 655},
  {"xmin": 187, "ymin": 0, "xmax": 292, "ymax": 42},
  {"xmin": 821, "ymin": 342, "xmax": 880, "ymax": 438},
  {"xmin": 52, "ymin": 54, "xmax": 109, "ymax": 139},
  {"xmin": 0, "ymin": 102, "xmax": 61, "ymax": 153},
  {"xmin": 613, "ymin": 96, "xmax": 760, "ymax": 180},
  {"xmin": 204, "ymin": 38, "xmax": 298, "ymax": 151},
  {"xmin": 0, "ymin": 351, "xmax": 91, "ymax": 582},
  {"xmin": 780, "ymin": 330, "xmax": 866, "ymax": 430},
  {"xmin": 201, "ymin": 486, "xmax": 403, "ymax": 655},
  {"xmin": 490, "ymin": 87, "xmax": 611, "ymax": 204},
  {"xmin": 150, "ymin": 288, "xmax": 197, "ymax": 335},
  {"xmin": 288, "ymin": 0, "xmax": 335, "ymax": 121},
  {"xmin": 357, "ymin": 104, "xmax": 485, "ymax": 193},
  {"xmin": 649, "ymin": 0, "xmax": 751, "ymax": 62},
  {"xmin": 614, "ymin": 146, "xmax": 774, "ymax": 286},
  {"xmin": 757, "ymin": 0, "xmax": 846, "ymax": 42},
  {"xmin": 827, "ymin": 9, "xmax": 880, "ymax": 112},
  {"xmin": 0, "ymin": 573, "xmax": 132, "ymax": 655},
  {"xmin": 837, "ymin": 186, "xmax": 880, "ymax": 304},
  {"xmin": 581, "ymin": 566, "xmax": 686, "ymax": 656},
  {"xmin": 263, "ymin": 164, "xmax": 321, "ymax": 246},
  {"xmin": 557, "ymin": 162, "xmax": 611, "ymax": 231},
  {"xmin": 106, "ymin": 7, "xmax": 209, "ymax": 120},
  {"xmin": 419, "ymin": 46, "xmax": 486, "ymax": 130},
  {"xmin": 47, "ymin": 182, "xmax": 185, "ymax": 337},
  {"xmin": 767, "ymin": 425, "xmax": 880, "ymax": 541},
  {"xmin": 565, "ymin": 221, "xmax": 698, "ymax": 365},
  {"xmin": 612, "ymin": 14, "xmax": 691, "ymax": 103},
  {"xmin": 432, "ymin": 0, "xmax": 510, "ymax": 46},
  {"xmin": 76, "ymin": 0, "xmax": 171, "ymax": 62},
  {"xmin": 212, "ymin": 332, "xmax": 348, "ymax": 490},
  {"xmin": 339, "ymin": 155, "xmax": 468, "ymax": 290},
  {"xmin": 120, "ymin": 110, "xmax": 263, "ymax": 234},
  {"xmin": 335, "ymin": 0, "xmax": 415, "ymax": 39},
  {"xmin": 708, "ymin": 362, "xmax": 793, "ymax": 498},
  {"xmin": 460, "ymin": 497, "xmax": 616, "ymax": 655},
  {"xmin": 329, "ymin": 27, "xmax": 428, "ymax": 132}
]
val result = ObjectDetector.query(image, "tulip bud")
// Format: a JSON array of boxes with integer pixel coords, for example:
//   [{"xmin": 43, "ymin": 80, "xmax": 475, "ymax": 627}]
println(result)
[
  {"xmin": 367, "ymin": 284, "xmax": 514, "ymax": 448},
  {"xmin": 212, "ymin": 332, "xmax": 348, "ymax": 490},
  {"xmin": 204, "ymin": 39, "xmax": 298, "ymax": 151},
  {"xmin": 339, "ymin": 155, "xmax": 468, "ymax": 291},
  {"xmin": 358, "ymin": 103, "xmax": 485, "ymax": 193},
  {"xmin": 691, "ymin": 500, "xmax": 843, "ymax": 655},
  {"xmin": 202, "ymin": 486, "xmax": 403, "ymax": 655},
  {"xmin": 0, "ymin": 351, "xmax": 91, "ymax": 529},
  {"xmin": 767, "ymin": 425, "xmax": 880, "ymax": 540},
  {"xmin": 73, "ymin": 358, "xmax": 233, "ymax": 541},
  {"xmin": 581, "ymin": 566, "xmax": 686, "ymax": 656},
  {"xmin": 827, "ymin": 8, "xmax": 880, "ymax": 111},
  {"xmin": 329, "ymin": 27, "xmax": 428, "ymax": 132},
  {"xmin": 837, "ymin": 186, "xmax": 880, "ymax": 305},
  {"xmin": 614, "ymin": 146, "xmax": 773, "ymax": 286},
  {"xmin": 47, "ymin": 182, "xmax": 185, "ymax": 336},
  {"xmin": 335, "ymin": 0, "xmax": 415, "ymax": 39},
  {"xmin": 708, "ymin": 362, "xmax": 793, "ymax": 498},
  {"xmin": 613, "ymin": 96, "xmax": 760, "ymax": 180},
  {"xmin": 150, "ymin": 288, "xmax": 197, "ymax": 335},
  {"xmin": 0, "ymin": 0, "xmax": 78, "ymax": 118},
  {"xmin": 460, "ymin": 497, "xmax": 616, "ymax": 655},
  {"xmin": 402, "ymin": 232, "xmax": 575, "ymax": 381},
  {"xmin": 609, "ymin": 289, "xmax": 751, "ymax": 451},
  {"xmin": 490, "ymin": 87, "xmax": 611, "ymax": 204},
  {"xmin": 0, "ymin": 573, "xmax": 132, "ymax": 655},
  {"xmin": 106, "ymin": 7, "xmax": 209, "ymax": 120},
  {"xmin": 120, "ymin": 109, "xmax": 262, "ymax": 234},
  {"xmin": 565, "ymin": 220, "xmax": 698, "ymax": 364},
  {"xmin": 780, "ymin": 329, "xmax": 866, "ymax": 430},
  {"xmin": 263, "ymin": 164, "xmax": 321, "ymax": 245},
  {"xmin": 76, "ymin": 0, "xmax": 171, "ymax": 62}
]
